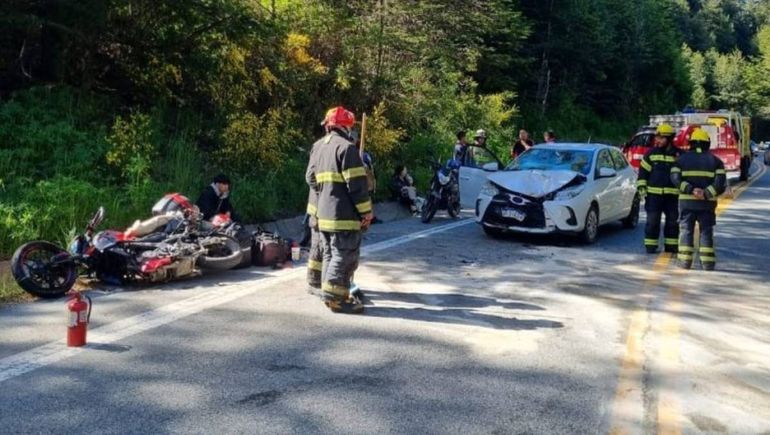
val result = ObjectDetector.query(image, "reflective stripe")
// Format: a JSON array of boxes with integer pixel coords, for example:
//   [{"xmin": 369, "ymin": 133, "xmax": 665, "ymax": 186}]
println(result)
[
  {"xmin": 699, "ymin": 247, "xmax": 715, "ymax": 254},
  {"xmin": 679, "ymin": 194, "xmax": 716, "ymax": 201},
  {"xmin": 342, "ymin": 167, "xmax": 367, "ymax": 180},
  {"xmin": 678, "ymin": 254, "xmax": 693, "ymax": 261},
  {"xmin": 715, "ymin": 169, "xmax": 726, "ymax": 175},
  {"xmin": 636, "ymin": 179, "xmax": 648, "ymax": 187},
  {"xmin": 649, "ymin": 155, "xmax": 676, "ymax": 163},
  {"xmin": 322, "ymin": 282, "xmax": 348, "ymax": 297},
  {"xmin": 679, "ymin": 182, "xmax": 689, "ymax": 191},
  {"xmin": 644, "ymin": 238, "xmax": 658, "ymax": 246},
  {"xmin": 678, "ymin": 246, "xmax": 693, "ymax": 253},
  {"xmin": 700, "ymin": 255, "xmax": 715, "ymax": 263},
  {"xmin": 308, "ymin": 259, "xmax": 323, "ymax": 271},
  {"xmin": 647, "ymin": 186, "xmax": 664, "ymax": 194},
  {"xmin": 682, "ymin": 170, "xmax": 715, "ymax": 177},
  {"xmin": 647, "ymin": 186, "xmax": 677, "ymax": 195},
  {"xmin": 316, "ymin": 172, "xmax": 345, "ymax": 184},
  {"xmin": 671, "ymin": 167, "xmax": 681, "ymax": 173},
  {"xmin": 640, "ymin": 160, "xmax": 652, "ymax": 171},
  {"xmin": 317, "ymin": 219, "xmax": 361, "ymax": 231},
  {"xmin": 664, "ymin": 238, "xmax": 678, "ymax": 245},
  {"xmin": 355, "ymin": 200, "xmax": 373, "ymax": 214},
  {"xmin": 306, "ymin": 203, "xmax": 318, "ymax": 215},
  {"xmin": 706, "ymin": 185, "xmax": 717, "ymax": 197}
]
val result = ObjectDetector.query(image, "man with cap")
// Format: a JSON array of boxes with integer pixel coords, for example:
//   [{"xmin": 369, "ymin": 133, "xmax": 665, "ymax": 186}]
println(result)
[
  {"xmin": 196, "ymin": 173, "xmax": 239, "ymax": 222},
  {"xmin": 637, "ymin": 123, "xmax": 682, "ymax": 253}
]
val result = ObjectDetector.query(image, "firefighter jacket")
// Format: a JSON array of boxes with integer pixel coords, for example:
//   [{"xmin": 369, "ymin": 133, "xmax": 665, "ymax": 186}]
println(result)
[
  {"xmin": 306, "ymin": 130, "xmax": 372, "ymax": 232},
  {"xmin": 670, "ymin": 149, "xmax": 727, "ymax": 211},
  {"xmin": 637, "ymin": 144, "xmax": 682, "ymax": 196}
]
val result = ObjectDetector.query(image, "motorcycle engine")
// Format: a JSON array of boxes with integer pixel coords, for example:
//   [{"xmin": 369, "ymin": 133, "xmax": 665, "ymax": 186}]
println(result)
[{"xmin": 141, "ymin": 244, "xmax": 199, "ymax": 282}]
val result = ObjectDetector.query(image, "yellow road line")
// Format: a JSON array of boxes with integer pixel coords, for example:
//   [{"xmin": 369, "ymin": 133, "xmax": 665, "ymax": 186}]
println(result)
[
  {"xmin": 611, "ymin": 162, "xmax": 766, "ymax": 435},
  {"xmin": 656, "ymin": 278, "xmax": 684, "ymax": 435},
  {"xmin": 610, "ymin": 254, "xmax": 671, "ymax": 435}
]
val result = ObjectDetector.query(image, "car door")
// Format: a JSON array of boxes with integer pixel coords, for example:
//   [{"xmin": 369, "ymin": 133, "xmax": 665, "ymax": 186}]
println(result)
[
  {"xmin": 593, "ymin": 149, "xmax": 622, "ymax": 222},
  {"xmin": 458, "ymin": 146, "xmax": 503, "ymax": 208},
  {"xmin": 610, "ymin": 147, "xmax": 636, "ymax": 217}
]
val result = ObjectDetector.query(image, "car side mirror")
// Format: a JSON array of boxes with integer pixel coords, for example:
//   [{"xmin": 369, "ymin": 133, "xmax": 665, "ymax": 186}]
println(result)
[
  {"xmin": 482, "ymin": 162, "xmax": 498, "ymax": 172},
  {"xmin": 598, "ymin": 167, "xmax": 617, "ymax": 178}
]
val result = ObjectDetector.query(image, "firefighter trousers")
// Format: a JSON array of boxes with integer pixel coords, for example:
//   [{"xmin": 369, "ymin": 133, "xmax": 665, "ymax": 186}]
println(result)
[
  {"xmin": 307, "ymin": 225, "xmax": 322, "ymax": 289},
  {"xmin": 678, "ymin": 208, "xmax": 716, "ymax": 270},
  {"xmin": 644, "ymin": 194, "xmax": 679, "ymax": 252},
  {"xmin": 319, "ymin": 230, "xmax": 361, "ymax": 300}
]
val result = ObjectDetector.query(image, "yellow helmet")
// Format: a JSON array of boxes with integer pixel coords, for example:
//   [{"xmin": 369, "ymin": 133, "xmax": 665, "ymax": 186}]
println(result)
[
  {"xmin": 656, "ymin": 123, "xmax": 675, "ymax": 136},
  {"xmin": 690, "ymin": 128, "xmax": 710, "ymax": 143}
]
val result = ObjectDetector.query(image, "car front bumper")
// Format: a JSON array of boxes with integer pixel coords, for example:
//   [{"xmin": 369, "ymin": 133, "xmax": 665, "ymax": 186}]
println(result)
[{"xmin": 476, "ymin": 191, "xmax": 588, "ymax": 234}]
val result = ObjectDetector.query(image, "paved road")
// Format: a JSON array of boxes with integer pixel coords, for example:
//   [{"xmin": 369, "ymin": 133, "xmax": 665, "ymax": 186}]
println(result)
[{"xmin": 0, "ymin": 161, "xmax": 768, "ymax": 434}]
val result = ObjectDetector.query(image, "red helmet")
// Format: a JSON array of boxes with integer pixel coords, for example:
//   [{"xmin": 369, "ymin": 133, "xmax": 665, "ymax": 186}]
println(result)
[{"xmin": 323, "ymin": 106, "xmax": 355, "ymax": 129}]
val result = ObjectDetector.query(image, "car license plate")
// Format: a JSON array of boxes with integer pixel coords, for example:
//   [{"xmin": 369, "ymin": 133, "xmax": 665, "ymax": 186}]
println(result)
[{"xmin": 501, "ymin": 208, "xmax": 526, "ymax": 221}]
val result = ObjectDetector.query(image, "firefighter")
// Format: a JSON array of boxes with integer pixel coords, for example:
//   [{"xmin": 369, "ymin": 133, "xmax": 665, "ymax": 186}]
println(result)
[
  {"xmin": 306, "ymin": 106, "xmax": 373, "ymax": 313},
  {"xmin": 637, "ymin": 123, "xmax": 682, "ymax": 253},
  {"xmin": 304, "ymin": 116, "xmax": 326, "ymax": 296},
  {"xmin": 670, "ymin": 128, "xmax": 727, "ymax": 270}
]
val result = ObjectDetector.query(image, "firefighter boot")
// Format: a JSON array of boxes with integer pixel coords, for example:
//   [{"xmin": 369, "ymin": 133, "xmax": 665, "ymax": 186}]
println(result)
[
  {"xmin": 700, "ymin": 224, "xmax": 716, "ymax": 271},
  {"xmin": 644, "ymin": 199, "xmax": 662, "ymax": 254},
  {"xmin": 678, "ymin": 213, "xmax": 696, "ymax": 269},
  {"xmin": 323, "ymin": 294, "xmax": 364, "ymax": 314}
]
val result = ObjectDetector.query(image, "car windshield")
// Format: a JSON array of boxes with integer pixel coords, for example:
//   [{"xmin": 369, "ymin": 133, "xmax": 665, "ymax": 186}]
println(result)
[{"xmin": 507, "ymin": 148, "xmax": 594, "ymax": 175}]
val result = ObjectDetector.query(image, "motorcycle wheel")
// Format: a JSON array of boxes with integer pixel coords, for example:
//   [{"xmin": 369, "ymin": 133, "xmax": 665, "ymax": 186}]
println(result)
[
  {"xmin": 447, "ymin": 199, "xmax": 461, "ymax": 218},
  {"xmin": 11, "ymin": 241, "xmax": 77, "ymax": 298},
  {"xmin": 197, "ymin": 235, "xmax": 244, "ymax": 270},
  {"xmin": 421, "ymin": 196, "xmax": 438, "ymax": 223}
]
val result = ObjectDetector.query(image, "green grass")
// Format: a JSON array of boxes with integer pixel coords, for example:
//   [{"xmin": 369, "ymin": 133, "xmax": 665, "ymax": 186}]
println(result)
[{"xmin": 0, "ymin": 267, "xmax": 28, "ymax": 304}]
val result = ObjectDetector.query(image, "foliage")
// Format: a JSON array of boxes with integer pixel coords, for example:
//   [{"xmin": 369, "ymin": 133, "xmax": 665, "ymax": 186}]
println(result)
[
  {"xmin": 106, "ymin": 112, "xmax": 158, "ymax": 185},
  {"xmin": 1, "ymin": 0, "xmax": 770, "ymax": 263}
]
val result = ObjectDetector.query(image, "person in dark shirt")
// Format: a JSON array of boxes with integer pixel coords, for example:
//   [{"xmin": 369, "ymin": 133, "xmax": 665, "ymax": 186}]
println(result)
[
  {"xmin": 543, "ymin": 130, "xmax": 556, "ymax": 143},
  {"xmin": 511, "ymin": 129, "xmax": 534, "ymax": 160},
  {"xmin": 453, "ymin": 129, "xmax": 469, "ymax": 162},
  {"xmin": 196, "ymin": 173, "xmax": 239, "ymax": 222},
  {"xmin": 390, "ymin": 165, "xmax": 419, "ymax": 213}
]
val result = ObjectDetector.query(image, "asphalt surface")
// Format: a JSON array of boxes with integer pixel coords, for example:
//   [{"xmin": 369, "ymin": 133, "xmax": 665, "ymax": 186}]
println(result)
[{"xmin": 0, "ymin": 160, "xmax": 768, "ymax": 434}]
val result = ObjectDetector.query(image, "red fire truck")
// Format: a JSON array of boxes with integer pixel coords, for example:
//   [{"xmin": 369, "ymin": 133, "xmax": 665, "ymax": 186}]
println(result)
[{"xmin": 623, "ymin": 111, "xmax": 752, "ymax": 181}]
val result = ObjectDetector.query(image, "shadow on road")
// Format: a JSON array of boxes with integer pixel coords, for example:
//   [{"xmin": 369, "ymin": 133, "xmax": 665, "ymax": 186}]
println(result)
[{"xmin": 361, "ymin": 290, "xmax": 563, "ymax": 331}]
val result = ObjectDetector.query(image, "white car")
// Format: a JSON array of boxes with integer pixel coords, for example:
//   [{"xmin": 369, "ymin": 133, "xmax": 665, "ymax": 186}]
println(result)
[{"xmin": 471, "ymin": 143, "xmax": 639, "ymax": 243}]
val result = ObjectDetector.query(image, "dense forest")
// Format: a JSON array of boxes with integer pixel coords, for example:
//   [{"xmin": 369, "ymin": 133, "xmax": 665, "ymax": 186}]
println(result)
[{"xmin": 2, "ymin": 0, "xmax": 770, "ymax": 258}]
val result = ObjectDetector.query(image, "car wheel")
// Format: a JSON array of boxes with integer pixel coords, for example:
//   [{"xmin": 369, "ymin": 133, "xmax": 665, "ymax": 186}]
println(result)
[
  {"xmin": 482, "ymin": 225, "xmax": 505, "ymax": 239},
  {"xmin": 622, "ymin": 193, "xmax": 640, "ymax": 229},
  {"xmin": 580, "ymin": 205, "xmax": 599, "ymax": 244}
]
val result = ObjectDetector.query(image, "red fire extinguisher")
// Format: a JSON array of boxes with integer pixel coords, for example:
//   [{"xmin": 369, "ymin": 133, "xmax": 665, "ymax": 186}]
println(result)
[{"xmin": 66, "ymin": 292, "xmax": 92, "ymax": 347}]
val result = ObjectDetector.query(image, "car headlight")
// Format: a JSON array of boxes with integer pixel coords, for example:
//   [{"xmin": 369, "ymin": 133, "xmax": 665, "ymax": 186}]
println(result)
[
  {"xmin": 553, "ymin": 185, "xmax": 585, "ymax": 201},
  {"xmin": 480, "ymin": 181, "xmax": 500, "ymax": 197}
]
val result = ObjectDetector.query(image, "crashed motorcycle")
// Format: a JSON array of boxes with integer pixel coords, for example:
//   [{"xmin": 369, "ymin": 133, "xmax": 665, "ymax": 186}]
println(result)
[
  {"xmin": 10, "ymin": 207, "xmax": 243, "ymax": 298},
  {"xmin": 421, "ymin": 158, "xmax": 461, "ymax": 223}
]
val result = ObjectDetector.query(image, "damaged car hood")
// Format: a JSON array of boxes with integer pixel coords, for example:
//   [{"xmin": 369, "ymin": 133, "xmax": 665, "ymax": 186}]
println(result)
[{"xmin": 488, "ymin": 170, "xmax": 585, "ymax": 198}]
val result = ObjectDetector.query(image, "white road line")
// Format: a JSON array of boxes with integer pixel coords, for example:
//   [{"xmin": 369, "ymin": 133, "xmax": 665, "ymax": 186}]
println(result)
[{"xmin": 0, "ymin": 218, "xmax": 474, "ymax": 383}]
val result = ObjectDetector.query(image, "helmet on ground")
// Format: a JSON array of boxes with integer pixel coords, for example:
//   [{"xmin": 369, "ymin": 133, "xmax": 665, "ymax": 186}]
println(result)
[
  {"xmin": 323, "ymin": 106, "xmax": 355, "ymax": 129},
  {"xmin": 689, "ymin": 128, "xmax": 711, "ymax": 151},
  {"xmin": 474, "ymin": 129, "xmax": 487, "ymax": 139},
  {"xmin": 656, "ymin": 123, "xmax": 675, "ymax": 136},
  {"xmin": 151, "ymin": 193, "xmax": 193, "ymax": 216}
]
